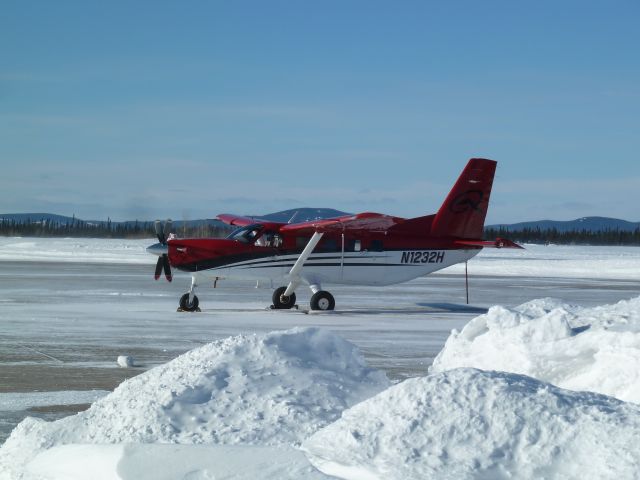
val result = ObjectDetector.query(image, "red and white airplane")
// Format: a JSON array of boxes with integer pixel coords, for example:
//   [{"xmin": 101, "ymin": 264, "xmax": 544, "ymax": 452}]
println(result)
[{"xmin": 147, "ymin": 158, "xmax": 521, "ymax": 311}]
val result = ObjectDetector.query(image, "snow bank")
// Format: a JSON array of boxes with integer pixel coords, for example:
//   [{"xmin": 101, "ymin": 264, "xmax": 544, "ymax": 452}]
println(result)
[
  {"xmin": 0, "ymin": 327, "xmax": 388, "ymax": 479},
  {"xmin": 442, "ymin": 243, "xmax": 640, "ymax": 280},
  {"xmin": 303, "ymin": 368, "xmax": 640, "ymax": 480},
  {"xmin": 0, "ymin": 237, "xmax": 153, "ymax": 264},
  {"xmin": 26, "ymin": 444, "xmax": 334, "ymax": 480},
  {"xmin": 430, "ymin": 296, "xmax": 640, "ymax": 403}
]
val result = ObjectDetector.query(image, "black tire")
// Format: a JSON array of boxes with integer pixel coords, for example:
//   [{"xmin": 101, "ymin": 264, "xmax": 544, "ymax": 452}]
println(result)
[
  {"xmin": 310, "ymin": 291, "xmax": 335, "ymax": 311},
  {"xmin": 272, "ymin": 286, "xmax": 296, "ymax": 309},
  {"xmin": 179, "ymin": 293, "xmax": 199, "ymax": 311}
]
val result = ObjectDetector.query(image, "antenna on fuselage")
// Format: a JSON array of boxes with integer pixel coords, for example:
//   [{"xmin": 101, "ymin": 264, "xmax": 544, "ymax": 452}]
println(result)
[
  {"xmin": 287, "ymin": 210, "xmax": 299, "ymax": 224},
  {"xmin": 465, "ymin": 261, "xmax": 469, "ymax": 305}
]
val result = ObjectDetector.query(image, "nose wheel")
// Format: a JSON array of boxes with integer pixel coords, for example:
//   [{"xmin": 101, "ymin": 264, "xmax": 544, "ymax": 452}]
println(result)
[
  {"xmin": 178, "ymin": 276, "xmax": 201, "ymax": 312},
  {"xmin": 179, "ymin": 293, "xmax": 200, "ymax": 312}
]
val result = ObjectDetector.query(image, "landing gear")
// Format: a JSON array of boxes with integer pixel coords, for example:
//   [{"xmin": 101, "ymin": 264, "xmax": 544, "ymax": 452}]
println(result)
[
  {"xmin": 179, "ymin": 293, "xmax": 200, "ymax": 312},
  {"xmin": 272, "ymin": 286, "xmax": 296, "ymax": 309},
  {"xmin": 178, "ymin": 275, "xmax": 201, "ymax": 312},
  {"xmin": 310, "ymin": 290, "xmax": 335, "ymax": 311}
]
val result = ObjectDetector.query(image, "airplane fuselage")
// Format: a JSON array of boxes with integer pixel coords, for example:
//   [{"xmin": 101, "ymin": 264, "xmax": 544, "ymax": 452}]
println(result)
[
  {"xmin": 165, "ymin": 230, "xmax": 481, "ymax": 287},
  {"xmin": 193, "ymin": 248, "xmax": 480, "ymax": 286}
]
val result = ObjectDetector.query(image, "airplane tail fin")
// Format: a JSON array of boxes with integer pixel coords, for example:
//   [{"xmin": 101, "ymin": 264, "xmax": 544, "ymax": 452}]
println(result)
[{"xmin": 430, "ymin": 158, "xmax": 497, "ymax": 239}]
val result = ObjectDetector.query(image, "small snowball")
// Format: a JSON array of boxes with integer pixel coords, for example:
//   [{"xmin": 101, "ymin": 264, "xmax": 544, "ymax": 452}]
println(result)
[{"xmin": 117, "ymin": 355, "xmax": 135, "ymax": 368}]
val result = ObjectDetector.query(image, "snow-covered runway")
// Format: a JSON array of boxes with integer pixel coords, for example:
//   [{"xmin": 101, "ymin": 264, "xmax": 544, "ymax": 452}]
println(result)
[{"xmin": 1, "ymin": 238, "xmax": 640, "ymax": 478}]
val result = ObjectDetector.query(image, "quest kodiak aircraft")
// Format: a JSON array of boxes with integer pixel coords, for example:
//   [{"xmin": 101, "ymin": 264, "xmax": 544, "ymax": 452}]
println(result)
[{"xmin": 147, "ymin": 158, "xmax": 521, "ymax": 311}]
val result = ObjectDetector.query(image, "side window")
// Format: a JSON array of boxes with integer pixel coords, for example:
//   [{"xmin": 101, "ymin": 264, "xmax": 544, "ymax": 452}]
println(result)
[
  {"xmin": 370, "ymin": 239, "xmax": 383, "ymax": 251},
  {"xmin": 319, "ymin": 237, "xmax": 338, "ymax": 252}
]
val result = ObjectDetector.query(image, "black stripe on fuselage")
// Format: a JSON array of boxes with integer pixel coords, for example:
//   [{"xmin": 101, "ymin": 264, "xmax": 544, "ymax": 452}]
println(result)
[
  {"xmin": 239, "ymin": 262, "xmax": 427, "ymax": 269},
  {"xmin": 176, "ymin": 253, "xmax": 388, "ymax": 272},
  {"xmin": 175, "ymin": 248, "xmax": 461, "ymax": 272}
]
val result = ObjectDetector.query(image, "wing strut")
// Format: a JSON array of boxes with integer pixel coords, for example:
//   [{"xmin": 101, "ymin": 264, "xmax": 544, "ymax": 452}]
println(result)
[{"xmin": 283, "ymin": 231, "xmax": 324, "ymax": 298}]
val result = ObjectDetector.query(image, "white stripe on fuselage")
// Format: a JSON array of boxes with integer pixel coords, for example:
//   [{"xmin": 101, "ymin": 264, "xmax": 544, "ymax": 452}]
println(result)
[{"xmin": 194, "ymin": 249, "xmax": 480, "ymax": 287}]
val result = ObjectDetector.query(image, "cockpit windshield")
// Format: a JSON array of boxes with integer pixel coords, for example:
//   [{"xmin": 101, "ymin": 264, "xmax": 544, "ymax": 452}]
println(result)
[
  {"xmin": 226, "ymin": 224, "xmax": 282, "ymax": 247},
  {"xmin": 226, "ymin": 224, "xmax": 264, "ymax": 244}
]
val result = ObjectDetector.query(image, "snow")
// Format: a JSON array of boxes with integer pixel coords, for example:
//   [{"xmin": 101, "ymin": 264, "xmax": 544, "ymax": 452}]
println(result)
[
  {"xmin": 116, "ymin": 355, "xmax": 135, "ymax": 368},
  {"xmin": 442, "ymin": 243, "xmax": 640, "ymax": 280},
  {"xmin": 2, "ymin": 237, "xmax": 640, "ymax": 281},
  {"xmin": 0, "ymin": 391, "xmax": 109, "ymax": 412},
  {"xmin": 26, "ymin": 444, "xmax": 334, "ymax": 480},
  {"xmin": 0, "ymin": 237, "xmax": 153, "ymax": 264},
  {"xmin": 0, "ymin": 327, "xmax": 388, "ymax": 479},
  {"xmin": 303, "ymin": 368, "xmax": 640, "ymax": 480},
  {"xmin": 3, "ymin": 238, "xmax": 640, "ymax": 478},
  {"xmin": 431, "ymin": 296, "xmax": 640, "ymax": 403}
]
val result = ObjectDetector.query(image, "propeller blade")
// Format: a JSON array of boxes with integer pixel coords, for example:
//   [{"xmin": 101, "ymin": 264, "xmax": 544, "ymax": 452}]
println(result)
[
  {"xmin": 154, "ymin": 256, "xmax": 163, "ymax": 280},
  {"xmin": 165, "ymin": 219, "xmax": 173, "ymax": 238},
  {"xmin": 162, "ymin": 254, "xmax": 172, "ymax": 282},
  {"xmin": 154, "ymin": 220, "xmax": 165, "ymax": 244}
]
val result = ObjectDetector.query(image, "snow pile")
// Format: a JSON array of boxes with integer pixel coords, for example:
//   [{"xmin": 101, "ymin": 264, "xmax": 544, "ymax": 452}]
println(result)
[
  {"xmin": 0, "ymin": 327, "xmax": 388, "ymax": 478},
  {"xmin": 26, "ymin": 444, "xmax": 334, "ymax": 480},
  {"xmin": 303, "ymin": 368, "xmax": 640, "ymax": 480},
  {"xmin": 430, "ymin": 296, "xmax": 640, "ymax": 403}
]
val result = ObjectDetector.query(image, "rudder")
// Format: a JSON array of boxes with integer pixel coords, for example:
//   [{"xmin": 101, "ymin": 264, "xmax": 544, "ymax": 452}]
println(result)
[{"xmin": 430, "ymin": 158, "xmax": 497, "ymax": 239}]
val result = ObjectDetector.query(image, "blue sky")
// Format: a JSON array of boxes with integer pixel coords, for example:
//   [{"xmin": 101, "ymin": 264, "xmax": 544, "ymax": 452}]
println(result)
[{"xmin": 1, "ymin": 1, "xmax": 639, "ymax": 223}]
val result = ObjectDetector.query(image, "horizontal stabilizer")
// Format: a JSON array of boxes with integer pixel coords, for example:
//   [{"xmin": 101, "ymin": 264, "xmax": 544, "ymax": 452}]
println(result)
[{"xmin": 455, "ymin": 238, "xmax": 524, "ymax": 249}]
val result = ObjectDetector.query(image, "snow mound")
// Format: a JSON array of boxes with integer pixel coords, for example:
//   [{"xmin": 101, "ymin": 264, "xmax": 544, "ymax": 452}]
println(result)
[
  {"xmin": 0, "ymin": 327, "xmax": 388, "ymax": 478},
  {"xmin": 303, "ymin": 368, "xmax": 640, "ymax": 480},
  {"xmin": 27, "ymin": 444, "xmax": 334, "ymax": 480},
  {"xmin": 430, "ymin": 296, "xmax": 640, "ymax": 403}
]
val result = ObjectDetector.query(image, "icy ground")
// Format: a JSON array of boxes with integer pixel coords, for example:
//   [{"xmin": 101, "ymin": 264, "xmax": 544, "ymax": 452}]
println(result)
[{"xmin": 1, "ymin": 238, "xmax": 640, "ymax": 478}]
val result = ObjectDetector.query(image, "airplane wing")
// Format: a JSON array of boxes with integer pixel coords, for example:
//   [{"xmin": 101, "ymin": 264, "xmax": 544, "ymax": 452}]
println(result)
[
  {"xmin": 279, "ymin": 212, "xmax": 406, "ymax": 234},
  {"xmin": 216, "ymin": 214, "xmax": 265, "ymax": 227}
]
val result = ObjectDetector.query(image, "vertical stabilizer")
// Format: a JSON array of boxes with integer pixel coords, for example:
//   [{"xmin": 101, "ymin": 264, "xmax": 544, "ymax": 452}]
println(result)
[{"xmin": 430, "ymin": 158, "xmax": 497, "ymax": 239}]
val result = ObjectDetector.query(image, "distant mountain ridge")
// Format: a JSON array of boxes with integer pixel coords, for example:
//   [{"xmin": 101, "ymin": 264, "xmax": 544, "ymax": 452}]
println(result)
[
  {"xmin": 0, "ymin": 208, "xmax": 351, "ymax": 228},
  {"xmin": 3, "ymin": 213, "xmax": 639, "ymax": 233},
  {"xmin": 487, "ymin": 217, "xmax": 640, "ymax": 233}
]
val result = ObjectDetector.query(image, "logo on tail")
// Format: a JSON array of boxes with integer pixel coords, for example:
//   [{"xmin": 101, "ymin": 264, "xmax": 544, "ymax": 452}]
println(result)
[{"xmin": 449, "ymin": 190, "xmax": 484, "ymax": 213}]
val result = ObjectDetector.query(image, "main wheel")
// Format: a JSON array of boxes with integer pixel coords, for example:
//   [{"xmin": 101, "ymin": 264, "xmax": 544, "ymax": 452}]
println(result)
[
  {"xmin": 310, "ymin": 291, "xmax": 335, "ymax": 311},
  {"xmin": 272, "ymin": 286, "xmax": 296, "ymax": 309},
  {"xmin": 179, "ymin": 293, "xmax": 199, "ymax": 312}
]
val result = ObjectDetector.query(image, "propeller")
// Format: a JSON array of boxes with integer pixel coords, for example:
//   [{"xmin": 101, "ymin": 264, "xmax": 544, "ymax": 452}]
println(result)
[
  {"xmin": 154, "ymin": 219, "xmax": 173, "ymax": 244},
  {"xmin": 152, "ymin": 219, "xmax": 173, "ymax": 282}
]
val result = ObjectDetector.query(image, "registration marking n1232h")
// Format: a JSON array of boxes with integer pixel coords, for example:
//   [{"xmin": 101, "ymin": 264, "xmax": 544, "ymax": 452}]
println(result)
[{"xmin": 400, "ymin": 251, "xmax": 445, "ymax": 264}]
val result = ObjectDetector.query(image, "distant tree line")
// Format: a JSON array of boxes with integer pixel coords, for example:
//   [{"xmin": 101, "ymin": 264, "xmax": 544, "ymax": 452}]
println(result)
[
  {"xmin": 3, "ymin": 217, "xmax": 640, "ymax": 245},
  {"xmin": 484, "ymin": 226, "xmax": 640, "ymax": 246},
  {"xmin": 0, "ymin": 216, "xmax": 232, "ymax": 239}
]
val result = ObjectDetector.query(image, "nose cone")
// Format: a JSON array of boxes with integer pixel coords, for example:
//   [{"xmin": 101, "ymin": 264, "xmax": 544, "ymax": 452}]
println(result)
[{"xmin": 146, "ymin": 242, "xmax": 168, "ymax": 256}]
